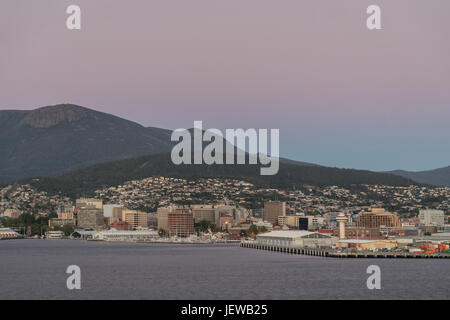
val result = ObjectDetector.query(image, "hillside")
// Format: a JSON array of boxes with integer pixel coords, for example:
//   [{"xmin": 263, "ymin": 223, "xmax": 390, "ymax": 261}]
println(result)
[
  {"xmin": 27, "ymin": 152, "xmax": 416, "ymax": 198},
  {"xmin": 0, "ymin": 104, "xmax": 173, "ymax": 182},
  {"xmin": 389, "ymin": 166, "xmax": 450, "ymax": 187}
]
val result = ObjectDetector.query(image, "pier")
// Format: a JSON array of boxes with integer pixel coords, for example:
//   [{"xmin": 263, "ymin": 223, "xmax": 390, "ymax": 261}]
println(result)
[{"xmin": 240, "ymin": 241, "xmax": 450, "ymax": 259}]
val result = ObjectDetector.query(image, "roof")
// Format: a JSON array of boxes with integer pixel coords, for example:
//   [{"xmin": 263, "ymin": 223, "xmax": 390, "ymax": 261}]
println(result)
[
  {"xmin": 338, "ymin": 239, "xmax": 392, "ymax": 244},
  {"xmin": 97, "ymin": 230, "xmax": 158, "ymax": 236},
  {"xmin": 431, "ymin": 233, "xmax": 450, "ymax": 237},
  {"xmin": 71, "ymin": 231, "xmax": 96, "ymax": 236},
  {"xmin": 256, "ymin": 230, "xmax": 315, "ymax": 239}
]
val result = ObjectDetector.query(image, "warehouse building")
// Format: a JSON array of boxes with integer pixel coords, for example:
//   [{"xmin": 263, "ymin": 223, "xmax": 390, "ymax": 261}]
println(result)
[
  {"xmin": 256, "ymin": 230, "xmax": 336, "ymax": 248},
  {"xmin": 336, "ymin": 239, "xmax": 397, "ymax": 250}
]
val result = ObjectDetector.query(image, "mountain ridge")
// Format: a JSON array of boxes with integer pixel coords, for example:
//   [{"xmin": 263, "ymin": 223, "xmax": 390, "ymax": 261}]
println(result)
[
  {"xmin": 388, "ymin": 166, "xmax": 450, "ymax": 187},
  {"xmin": 0, "ymin": 104, "xmax": 174, "ymax": 182},
  {"xmin": 0, "ymin": 103, "xmax": 436, "ymax": 189},
  {"xmin": 25, "ymin": 152, "xmax": 416, "ymax": 199}
]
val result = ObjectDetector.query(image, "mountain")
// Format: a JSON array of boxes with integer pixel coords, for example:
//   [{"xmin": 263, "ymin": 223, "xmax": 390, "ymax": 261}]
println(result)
[
  {"xmin": 278, "ymin": 158, "xmax": 320, "ymax": 167},
  {"xmin": 0, "ymin": 103, "xmax": 421, "ymax": 193},
  {"xmin": 27, "ymin": 152, "xmax": 416, "ymax": 198},
  {"xmin": 388, "ymin": 167, "xmax": 450, "ymax": 186},
  {"xmin": 0, "ymin": 104, "xmax": 173, "ymax": 182}
]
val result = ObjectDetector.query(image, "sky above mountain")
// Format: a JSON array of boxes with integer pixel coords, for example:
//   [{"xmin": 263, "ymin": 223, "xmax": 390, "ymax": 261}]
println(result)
[{"xmin": 1, "ymin": 0, "xmax": 449, "ymax": 171}]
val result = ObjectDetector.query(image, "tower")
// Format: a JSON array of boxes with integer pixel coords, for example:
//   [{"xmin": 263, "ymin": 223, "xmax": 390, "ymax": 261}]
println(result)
[{"xmin": 336, "ymin": 213, "xmax": 347, "ymax": 240}]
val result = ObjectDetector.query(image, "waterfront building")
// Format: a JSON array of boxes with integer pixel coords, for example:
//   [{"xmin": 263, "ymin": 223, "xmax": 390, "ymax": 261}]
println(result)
[
  {"xmin": 122, "ymin": 209, "xmax": 148, "ymax": 229},
  {"xmin": 77, "ymin": 207, "xmax": 104, "ymax": 230},
  {"xmin": 254, "ymin": 220, "xmax": 273, "ymax": 229},
  {"xmin": 419, "ymin": 209, "xmax": 445, "ymax": 227},
  {"xmin": 357, "ymin": 208, "xmax": 400, "ymax": 228},
  {"xmin": 45, "ymin": 231, "xmax": 65, "ymax": 239},
  {"xmin": 93, "ymin": 229, "xmax": 158, "ymax": 242},
  {"xmin": 256, "ymin": 230, "xmax": 335, "ymax": 248},
  {"xmin": 336, "ymin": 239, "xmax": 397, "ymax": 250},
  {"xmin": 48, "ymin": 218, "xmax": 75, "ymax": 228},
  {"xmin": 70, "ymin": 230, "xmax": 96, "ymax": 240},
  {"xmin": 0, "ymin": 228, "xmax": 21, "ymax": 239},
  {"xmin": 420, "ymin": 225, "xmax": 438, "ymax": 235},
  {"xmin": 227, "ymin": 224, "xmax": 251, "ymax": 238},
  {"xmin": 381, "ymin": 226, "xmax": 419, "ymax": 237},
  {"xmin": 168, "ymin": 209, "xmax": 194, "ymax": 237},
  {"xmin": 264, "ymin": 201, "xmax": 286, "ymax": 225}
]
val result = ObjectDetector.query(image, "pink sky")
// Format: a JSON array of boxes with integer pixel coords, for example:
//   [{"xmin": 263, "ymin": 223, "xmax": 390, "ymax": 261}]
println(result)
[{"xmin": 1, "ymin": 0, "xmax": 449, "ymax": 170}]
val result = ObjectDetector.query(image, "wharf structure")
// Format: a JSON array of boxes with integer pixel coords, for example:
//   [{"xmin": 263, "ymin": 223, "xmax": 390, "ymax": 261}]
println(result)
[{"xmin": 241, "ymin": 230, "xmax": 450, "ymax": 259}]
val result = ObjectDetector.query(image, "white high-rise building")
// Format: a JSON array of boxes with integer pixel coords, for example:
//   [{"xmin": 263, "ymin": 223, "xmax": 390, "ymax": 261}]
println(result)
[
  {"xmin": 103, "ymin": 204, "xmax": 123, "ymax": 219},
  {"xmin": 419, "ymin": 209, "xmax": 445, "ymax": 227}
]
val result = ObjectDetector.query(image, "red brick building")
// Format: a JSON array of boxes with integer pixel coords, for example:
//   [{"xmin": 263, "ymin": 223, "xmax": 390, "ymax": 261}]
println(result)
[
  {"xmin": 333, "ymin": 226, "xmax": 381, "ymax": 239},
  {"xmin": 168, "ymin": 209, "xmax": 194, "ymax": 237},
  {"xmin": 110, "ymin": 220, "xmax": 131, "ymax": 231}
]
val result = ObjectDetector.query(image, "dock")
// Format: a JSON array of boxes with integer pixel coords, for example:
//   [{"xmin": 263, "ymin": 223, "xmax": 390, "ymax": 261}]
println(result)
[{"xmin": 240, "ymin": 241, "xmax": 450, "ymax": 259}]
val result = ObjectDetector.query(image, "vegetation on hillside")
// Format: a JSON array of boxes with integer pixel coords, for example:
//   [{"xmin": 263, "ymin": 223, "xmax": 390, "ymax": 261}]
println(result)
[{"xmin": 25, "ymin": 153, "xmax": 416, "ymax": 199}]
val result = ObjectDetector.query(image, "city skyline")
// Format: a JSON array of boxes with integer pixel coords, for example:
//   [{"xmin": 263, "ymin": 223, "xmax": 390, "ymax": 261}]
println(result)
[{"xmin": 1, "ymin": 0, "xmax": 450, "ymax": 171}]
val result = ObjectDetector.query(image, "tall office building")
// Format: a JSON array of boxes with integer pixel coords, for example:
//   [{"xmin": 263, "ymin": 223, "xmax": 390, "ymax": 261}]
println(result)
[
  {"xmin": 77, "ymin": 207, "xmax": 104, "ymax": 230},
  {"xmin": 357, "ymin": 208, "xmax": 400, "ymax": 228},
  {"xmin": 264, "ymin": 201, "xmax": 286, "ymax": 225},
  {"xmin": 419, "ymin": 209, "xmax": 445, "ymax": 227},
  {"xmin": 278, "ymin": 215, "xmax": 300, "ymax": 228},
  {"xmin": 103, "ymin": 204, "xmax": 123, "ymax": 221},
  {"xmin": 157, "ymin": 206, "xmax": 173, "ymax": 231},
  {"xmin": 122, "ymin": 209, "xmax": 148, "ymax": 229},
  {"xmin": 191, "ymin": 205, "xmax": 217, "ymax": 224},
  {"xmin": 168, "ymin": 209, "xmax": 194, "ymax": 237},
  {"xmin": 57, "ymin": 205, "xmax": 74, "ymax": 220}
]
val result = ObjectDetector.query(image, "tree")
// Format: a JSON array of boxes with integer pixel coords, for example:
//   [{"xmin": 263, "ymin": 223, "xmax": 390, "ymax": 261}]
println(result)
[
  {"xmin": 195, "ymin": 220, "xmax": 213, "ymax": 233},
  {"xmin": 248, "ymin": 224, "xmax": 258, "ymax": 237},
  {"xmin": 257, "ymin": 226, "xmax": 267, "ymax": 233},
  {"xmin": 62, "ymin": 224, "xmax": 74, "ymax": 236}
]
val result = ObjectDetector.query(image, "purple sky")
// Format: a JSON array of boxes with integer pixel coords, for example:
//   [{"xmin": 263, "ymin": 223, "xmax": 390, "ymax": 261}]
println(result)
[{"xmin": 1, "ymin": 0, "xmax": 449, "ymax": 171}]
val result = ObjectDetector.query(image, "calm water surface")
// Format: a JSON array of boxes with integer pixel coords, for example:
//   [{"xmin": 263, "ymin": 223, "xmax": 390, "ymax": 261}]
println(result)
[{"xmin": 0, "ymin": 239, "xmax": 449, "ymax": 300}]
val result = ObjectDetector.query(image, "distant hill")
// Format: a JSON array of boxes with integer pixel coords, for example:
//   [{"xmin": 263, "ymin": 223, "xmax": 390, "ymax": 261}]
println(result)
[
  {"xmin": 0, "ymin": 104, "xmax": 173, "ymax": 182},
  {"xmin": 0, "ymin": 103, "xmax": 423, "ymax": 193},
  {"xmin": 388, "ymin": 166, "xmax": 450, "ymax": 186},
  {"xmin": 27, "ymin": 152, "xmax": 416, "ymax": 198}
]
